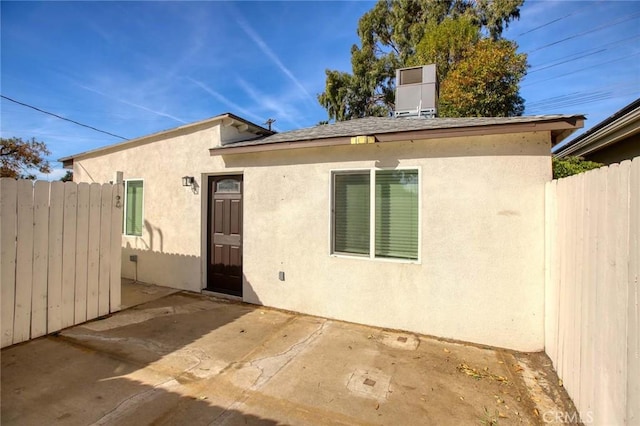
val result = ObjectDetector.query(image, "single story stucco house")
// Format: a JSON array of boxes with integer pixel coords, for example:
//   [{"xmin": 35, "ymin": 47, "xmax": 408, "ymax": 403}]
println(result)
[
  {"xmin": 59, "ymin": 65, "xmax": 584, "ymax": 351},
  {"xmin": 60, "ymin": 111, "xmax": 583, "ymax": 352}
]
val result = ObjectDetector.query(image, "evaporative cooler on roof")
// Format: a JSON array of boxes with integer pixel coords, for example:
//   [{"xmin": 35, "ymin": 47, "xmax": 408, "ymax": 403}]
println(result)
[{"xmin": 394, "ymin": 64, "xmax": 438, "ymax": 118}]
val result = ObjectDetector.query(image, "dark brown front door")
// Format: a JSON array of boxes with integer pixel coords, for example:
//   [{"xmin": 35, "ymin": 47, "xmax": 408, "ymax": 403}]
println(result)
[{"xmin": 207, "ymin": 175, "xmax": 243, "ymax": 296}]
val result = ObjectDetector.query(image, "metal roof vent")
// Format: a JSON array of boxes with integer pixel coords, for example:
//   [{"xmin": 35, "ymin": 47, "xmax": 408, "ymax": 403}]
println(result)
[{"xmin": 394, "ymin": 64, "xmax": 438, "ymax": 118}]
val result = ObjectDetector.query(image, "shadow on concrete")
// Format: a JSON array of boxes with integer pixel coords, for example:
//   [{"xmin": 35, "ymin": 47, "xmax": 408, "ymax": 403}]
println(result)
[
  {"xmin": 2, "ymin": 335, "xmax": 277, "ymax": 424},
  {"xmin": 1, "ymin": 275, "xmax": 276, "ymax": 424}
]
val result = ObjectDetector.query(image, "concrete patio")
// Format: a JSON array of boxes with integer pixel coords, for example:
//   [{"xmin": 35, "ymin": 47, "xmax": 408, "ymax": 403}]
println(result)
[{"xmin": 1, "ymin": 282, "xmax": 578, "ymax": 425}]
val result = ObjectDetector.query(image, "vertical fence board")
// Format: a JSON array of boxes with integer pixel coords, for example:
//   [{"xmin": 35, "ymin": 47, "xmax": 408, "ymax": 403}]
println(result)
[
  {"xmin": 31, "ymin": 181, "xmax": 50, "ymax": 338},
  {"xmin": 612, "ymin": 161, "xmax": 631, "ymax": 425},
  {"xmin": 601, "ymin": 164, "xmax": 620, "ymax": 424},
  {"xmin": 47, "ymin": 182, "xmax": 64, "ymax": 333},
  {"xmin": 14, "ymin": 180, "xmax": 34, "ymax": 343},
  {"xmin": 554, "ymin": 178, "xmax": 565, "ymax": 372},
  {"xmin": 570, "ymin": 173, "xmax": 585, "ymax": 406},
  {"xmin": 110, "ymin": 184, "xmax": 121, "ymax": 313},
  {"xmin": 557, "ymin": 176, "xmax": 570, "ymax": 380},
  {"xmin": 98, "ymin": 184, "xmax": 112, "ymax": 316},
  {"xmin": 74, "ymin": 183, "xmax": 90, "ymax": 325},
  {"xmin": 61, "ymin": 182, "xmax": 78, "ymax": 328},
  {"xmin": 580, "ymin": 168, "xmax": 598, "ymax": 415},
  {"xmin": 86, "ymin": 183, "xmax": 102, "ymax": 320},
  {"xmin": 545, "ymin": 180, "xmax": 558, "ymax": 362},
  {"xmin": 555, "ymin": 178, "xmax": 564, "ymax": 371},
  {"xmin": 628, "ymin": 158, "xmax": 640, "ymax": 424},
  {"xmin": 593, "ymin": 166, "xmax": 609, "ymax": 425},
  {"xmin": 1, "ymin": 179, "xmax": 18, "ymax": 347}
]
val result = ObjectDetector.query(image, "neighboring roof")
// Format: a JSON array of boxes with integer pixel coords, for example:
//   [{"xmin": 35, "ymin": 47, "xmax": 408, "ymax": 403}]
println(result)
[
  {"xmin": 211, "ymin": 114, "xmax": 584, "ymax": 155},
  {"xmin": 554, "ymin": 98, "xmax": 640, "ymax": 158},
  {"xmin": 59, "ymin": 112, "xmax": 273, "ymax": 165}
]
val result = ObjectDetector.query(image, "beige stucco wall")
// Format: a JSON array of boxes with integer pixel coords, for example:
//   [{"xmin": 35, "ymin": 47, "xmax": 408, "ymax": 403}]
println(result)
[
  {"xmin": 72, "ymin": 122, "xmax": 245, "ymax": 291},
  {"xmin": 72, "ymin": 126, "xmax": 551, "ymax": 351},
  {"xmin": 230, "ymin": 132, "xmax": 551, "ymax": 352}
]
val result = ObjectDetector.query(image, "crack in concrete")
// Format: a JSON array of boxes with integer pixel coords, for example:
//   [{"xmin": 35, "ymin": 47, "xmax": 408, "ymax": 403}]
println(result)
[
  {"xmin": 89, "ymin": 378, "xmax": 180, "ymax": 425},
  {"xmin": 208, "ymin": 319, "xmax": 330, "ymax": 425},
  {"xmin": 249, "ymin": 319, "xmax": 329, "ymax": 390}
]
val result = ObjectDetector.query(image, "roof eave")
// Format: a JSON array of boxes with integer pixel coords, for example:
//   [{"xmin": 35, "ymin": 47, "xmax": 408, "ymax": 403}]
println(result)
[
  {"xmin": 58, "ymin": 112, "xmax": 274, "ymax": 164},
  {"xmin": 555, "ymin": 107, "xmax": 640, "ymax": 157},
  {"xmin": 209, "ymin": 116, "xmax": 584, "ymax": 156}
]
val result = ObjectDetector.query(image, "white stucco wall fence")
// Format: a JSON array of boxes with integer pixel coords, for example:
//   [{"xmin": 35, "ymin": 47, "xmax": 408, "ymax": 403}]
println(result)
[
  {"xmin": 545, "ymin": 157, "xmax": 639, "ymax": 425},
  {"xmin": 0, "ymin": 179, "xmax": 121, "ymax": 348}
]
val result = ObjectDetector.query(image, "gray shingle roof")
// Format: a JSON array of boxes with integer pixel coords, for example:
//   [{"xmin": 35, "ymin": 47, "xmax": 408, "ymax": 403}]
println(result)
[{"xmin": 218, "ymin": 115, "xmax": 583, "ymax": 149}]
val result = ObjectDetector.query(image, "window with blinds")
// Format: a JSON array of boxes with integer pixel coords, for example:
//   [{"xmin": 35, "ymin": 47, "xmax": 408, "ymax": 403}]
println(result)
[
  {"xmin": 333, "ymin": 173, "xmax": 370, "ymax": 255},
  {"xmin": 124, "ymin": 180, "xmax": 143, "ymax": 236},
  {"xmin": 332, "ymin": 169, "xmax": 419, "ymax": 261},
  {"xmin": 375, "ymin": 170, "xmax": 418, "ymax": 259}
]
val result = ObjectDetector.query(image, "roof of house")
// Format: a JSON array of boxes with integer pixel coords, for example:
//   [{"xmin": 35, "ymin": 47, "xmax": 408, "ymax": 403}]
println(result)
[
  {"xmin": 58, "ymin": 112, "xmax": 272, "ymax": 165},
  {"xmin": 59, "ymin": 112, "xmax": 584, "ymax": 164},
  {"xmin": 211, "ymin": 114, "xmax": 584, "ymax": 155},
  {"xmin": 554, "ymin": 98, "xmax": 640, "ymax": 158}
]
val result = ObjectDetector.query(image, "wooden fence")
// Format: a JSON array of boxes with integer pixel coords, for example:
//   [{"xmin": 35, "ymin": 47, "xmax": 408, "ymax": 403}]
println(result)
[
  {"xmin": 545, "ymin": 158, "xmax": 639, "ymax": 425},
  {"xmin": 1, "ymin": 179, "xmax": 122, "ymax": 348}
]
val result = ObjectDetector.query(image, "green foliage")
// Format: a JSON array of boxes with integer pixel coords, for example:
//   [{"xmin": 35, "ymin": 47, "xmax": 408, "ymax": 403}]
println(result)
[
  {"xmin": 552, "ymin": 156, "xmax": 603, "ymax": 179},
  {"xmin": 0, "ymin": 137, "xmax": 51, "ymax": 179},
  {"xmin": 60, "ymin": 170, "xmax": 74, "ymax": 182},
  {"xmin": 318, "ymin": 0, "xmax": 525, "ymax": 122},
  {"xmin": 474, "ymin": 0, "xmax": 523, "ymax": 40},
  {"xmin": 410, "ymin": 15, "xmax": 480, "ymax": 80},
  {"xmin": 438, "ymin": 39, "xmax": 526, "ymax": 117}
]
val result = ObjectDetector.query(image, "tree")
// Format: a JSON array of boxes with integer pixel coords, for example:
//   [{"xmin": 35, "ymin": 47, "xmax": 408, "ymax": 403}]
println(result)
[
  {"xmin": 409, "ymin": 16, "xmax": 480, "ymax": 80},
  {"xmin": 60, "ymin": 170, "xmax": 73, "ymax": 182},
  {"xmin": 410, "ymin": 15, "xmax": 526, "ymax": 117},
  {"xmin": 318, "ymin": 0, "xmax": 524, "ymax": 122},
  {"xmin": 0, "ymin": 137, "xmax": 51, "ymax": 179},
  {"xmin": 552, "ymin": 156, "xmax": 603, "ymax": 179},
  {"xmin": 437, "ymin": 39, "xmax": 526, "ymax": 117}
]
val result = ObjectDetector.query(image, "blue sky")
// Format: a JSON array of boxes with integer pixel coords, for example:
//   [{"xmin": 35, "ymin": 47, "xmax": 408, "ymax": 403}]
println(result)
[{"xmin": 1, "ymin": 1, "xmax": 639, "ymax": 180}]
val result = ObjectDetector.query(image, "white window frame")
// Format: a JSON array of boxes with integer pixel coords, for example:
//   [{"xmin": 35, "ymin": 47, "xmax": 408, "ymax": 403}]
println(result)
[
  {"xmin": 123, "ymin": 178, "xmax": 144, "ymax": 237},
  {"xmin": 330, "ymin": 167, "xmax": 421, "ymax": 264}
]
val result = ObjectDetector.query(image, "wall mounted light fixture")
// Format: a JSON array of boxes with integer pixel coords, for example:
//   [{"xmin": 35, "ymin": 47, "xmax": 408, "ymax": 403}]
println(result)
[{"xmin": 182, "ymin": 176, "xmax": 194, "ymax": 187}]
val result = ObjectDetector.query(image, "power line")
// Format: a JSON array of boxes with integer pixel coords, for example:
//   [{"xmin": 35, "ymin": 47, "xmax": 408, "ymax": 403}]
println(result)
[
  {"xmin": 528, "ymin": 49, "xmax": 607, "ymax": 74},
  {"xmin": 526, "ymin": 91, "xmax": 639, "ymax": 113},
  {"xmin": 517, "ymin": 13, "xmax": 574, "ymax": 37},
  {"xmin": 527, "ymin": 12, "xmax": 640, "ymax": 54},
  {"xmin": 525, "ymin": 84, "xmax": 640, "ymax": 113},
  {"xmin": 522, "ymin": 52, "xmax": 640, "ymax": 87},
  {"xmin": 528, "ymin": 35, "xmax": 640, "ymax": 74},
  {"xmin": 0, "ymin": 94, "xmax": 127, "ymax": 140},
  {"xmin": 528, "ymin": 92, "xmax": 615, "ymax": 111}
]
